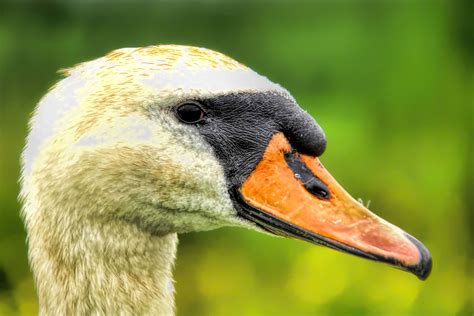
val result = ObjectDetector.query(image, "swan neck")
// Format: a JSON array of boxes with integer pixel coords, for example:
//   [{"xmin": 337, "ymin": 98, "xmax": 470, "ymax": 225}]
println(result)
[{"xmin": 28, "ymin": 213, "xmax": 178, "ymax": 315}]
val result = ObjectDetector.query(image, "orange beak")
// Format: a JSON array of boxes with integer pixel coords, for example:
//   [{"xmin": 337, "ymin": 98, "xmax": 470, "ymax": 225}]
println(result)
[{"xmin": 237, "ymin": 133, "xmax": 432, "ymax": 279}]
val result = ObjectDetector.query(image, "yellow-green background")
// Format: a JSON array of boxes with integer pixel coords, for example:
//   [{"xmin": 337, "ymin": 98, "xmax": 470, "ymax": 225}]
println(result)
[{"xmin": 0, "ymin": 1, "xmax": 472, "ymax": 315}]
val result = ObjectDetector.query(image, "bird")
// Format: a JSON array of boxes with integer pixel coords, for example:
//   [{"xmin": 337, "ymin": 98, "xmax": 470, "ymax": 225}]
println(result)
[{"xmin": 20, "ymin": 45, "xmax": 432, "ymax": 315}]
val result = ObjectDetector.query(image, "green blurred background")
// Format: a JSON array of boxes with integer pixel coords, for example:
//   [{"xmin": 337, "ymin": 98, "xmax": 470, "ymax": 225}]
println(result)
[{"xmin": 0, "ymin": 0, "xmax": 472, "ymax": 315}]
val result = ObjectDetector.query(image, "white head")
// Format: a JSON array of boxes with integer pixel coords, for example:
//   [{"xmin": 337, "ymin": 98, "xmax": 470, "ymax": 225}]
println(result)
[
  {"xmin": 21, "ymin": 45, "xmax": 289, "ymax": 235},
  {"xmin": 20, "ymin": 45, "xmax": 431, "ymax": 302}
]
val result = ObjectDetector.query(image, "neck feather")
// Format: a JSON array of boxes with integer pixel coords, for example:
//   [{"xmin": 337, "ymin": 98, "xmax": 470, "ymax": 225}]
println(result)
[{"xmin": 26, "ymin": 207, "xmax": 178, "ymax": 315}]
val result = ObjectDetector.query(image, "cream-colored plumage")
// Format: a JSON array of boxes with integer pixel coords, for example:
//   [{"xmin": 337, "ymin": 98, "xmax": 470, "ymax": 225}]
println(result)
[
  {"xmin": 20, "ymin": 44, "xmax": 433, "ymax": 314},
  {"xmin": 20, "ymin": 45, "xmax": 288, "ymax": 314}
]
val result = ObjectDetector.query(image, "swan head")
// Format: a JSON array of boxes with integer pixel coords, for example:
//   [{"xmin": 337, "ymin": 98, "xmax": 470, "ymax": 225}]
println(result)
[{"xmin": 21, "ymin": 45, "xmax": 431, "ymax": 279}]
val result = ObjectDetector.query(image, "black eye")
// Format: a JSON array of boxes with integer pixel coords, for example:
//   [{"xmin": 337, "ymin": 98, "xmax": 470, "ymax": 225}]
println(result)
[{"xmin": 175, "ymin": 102, "xmax": 206, "ymax": 124}]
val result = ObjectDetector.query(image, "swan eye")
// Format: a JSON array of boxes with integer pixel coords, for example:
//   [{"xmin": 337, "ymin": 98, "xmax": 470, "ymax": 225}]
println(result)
[{"xmin": 175, "ymin": 103, "xmax": 206, "ymax": 124}]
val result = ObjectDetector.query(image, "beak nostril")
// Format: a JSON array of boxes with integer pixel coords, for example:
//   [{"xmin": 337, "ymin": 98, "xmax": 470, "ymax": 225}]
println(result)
[
  {"xmin": 284, "ymin": 152, "xmax": 331, "ymax": 200},
  {"xmin": 305, "ymin": 178, "xmax": 330, "ymax": 200},
  {"xmin": 308, "ymin": 182, "xmax": 329, "ymax": 199}
]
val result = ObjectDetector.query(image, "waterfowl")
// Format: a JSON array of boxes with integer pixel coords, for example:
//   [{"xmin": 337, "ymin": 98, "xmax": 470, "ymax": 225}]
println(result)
[{"xmin": 20, "ymin": 45, "xmax": 432, "ymax": 315}]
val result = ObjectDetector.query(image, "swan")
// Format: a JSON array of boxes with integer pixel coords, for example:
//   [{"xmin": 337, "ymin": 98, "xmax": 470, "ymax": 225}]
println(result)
[{"xmin": 20, "ymin": 45, "xmax": 432, "ymax": 315}]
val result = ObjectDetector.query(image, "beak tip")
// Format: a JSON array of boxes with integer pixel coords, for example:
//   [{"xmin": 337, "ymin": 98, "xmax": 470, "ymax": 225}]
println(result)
[{"xmin": 405, "ymin": 233, "xmax": 432, "ymax": 280}]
